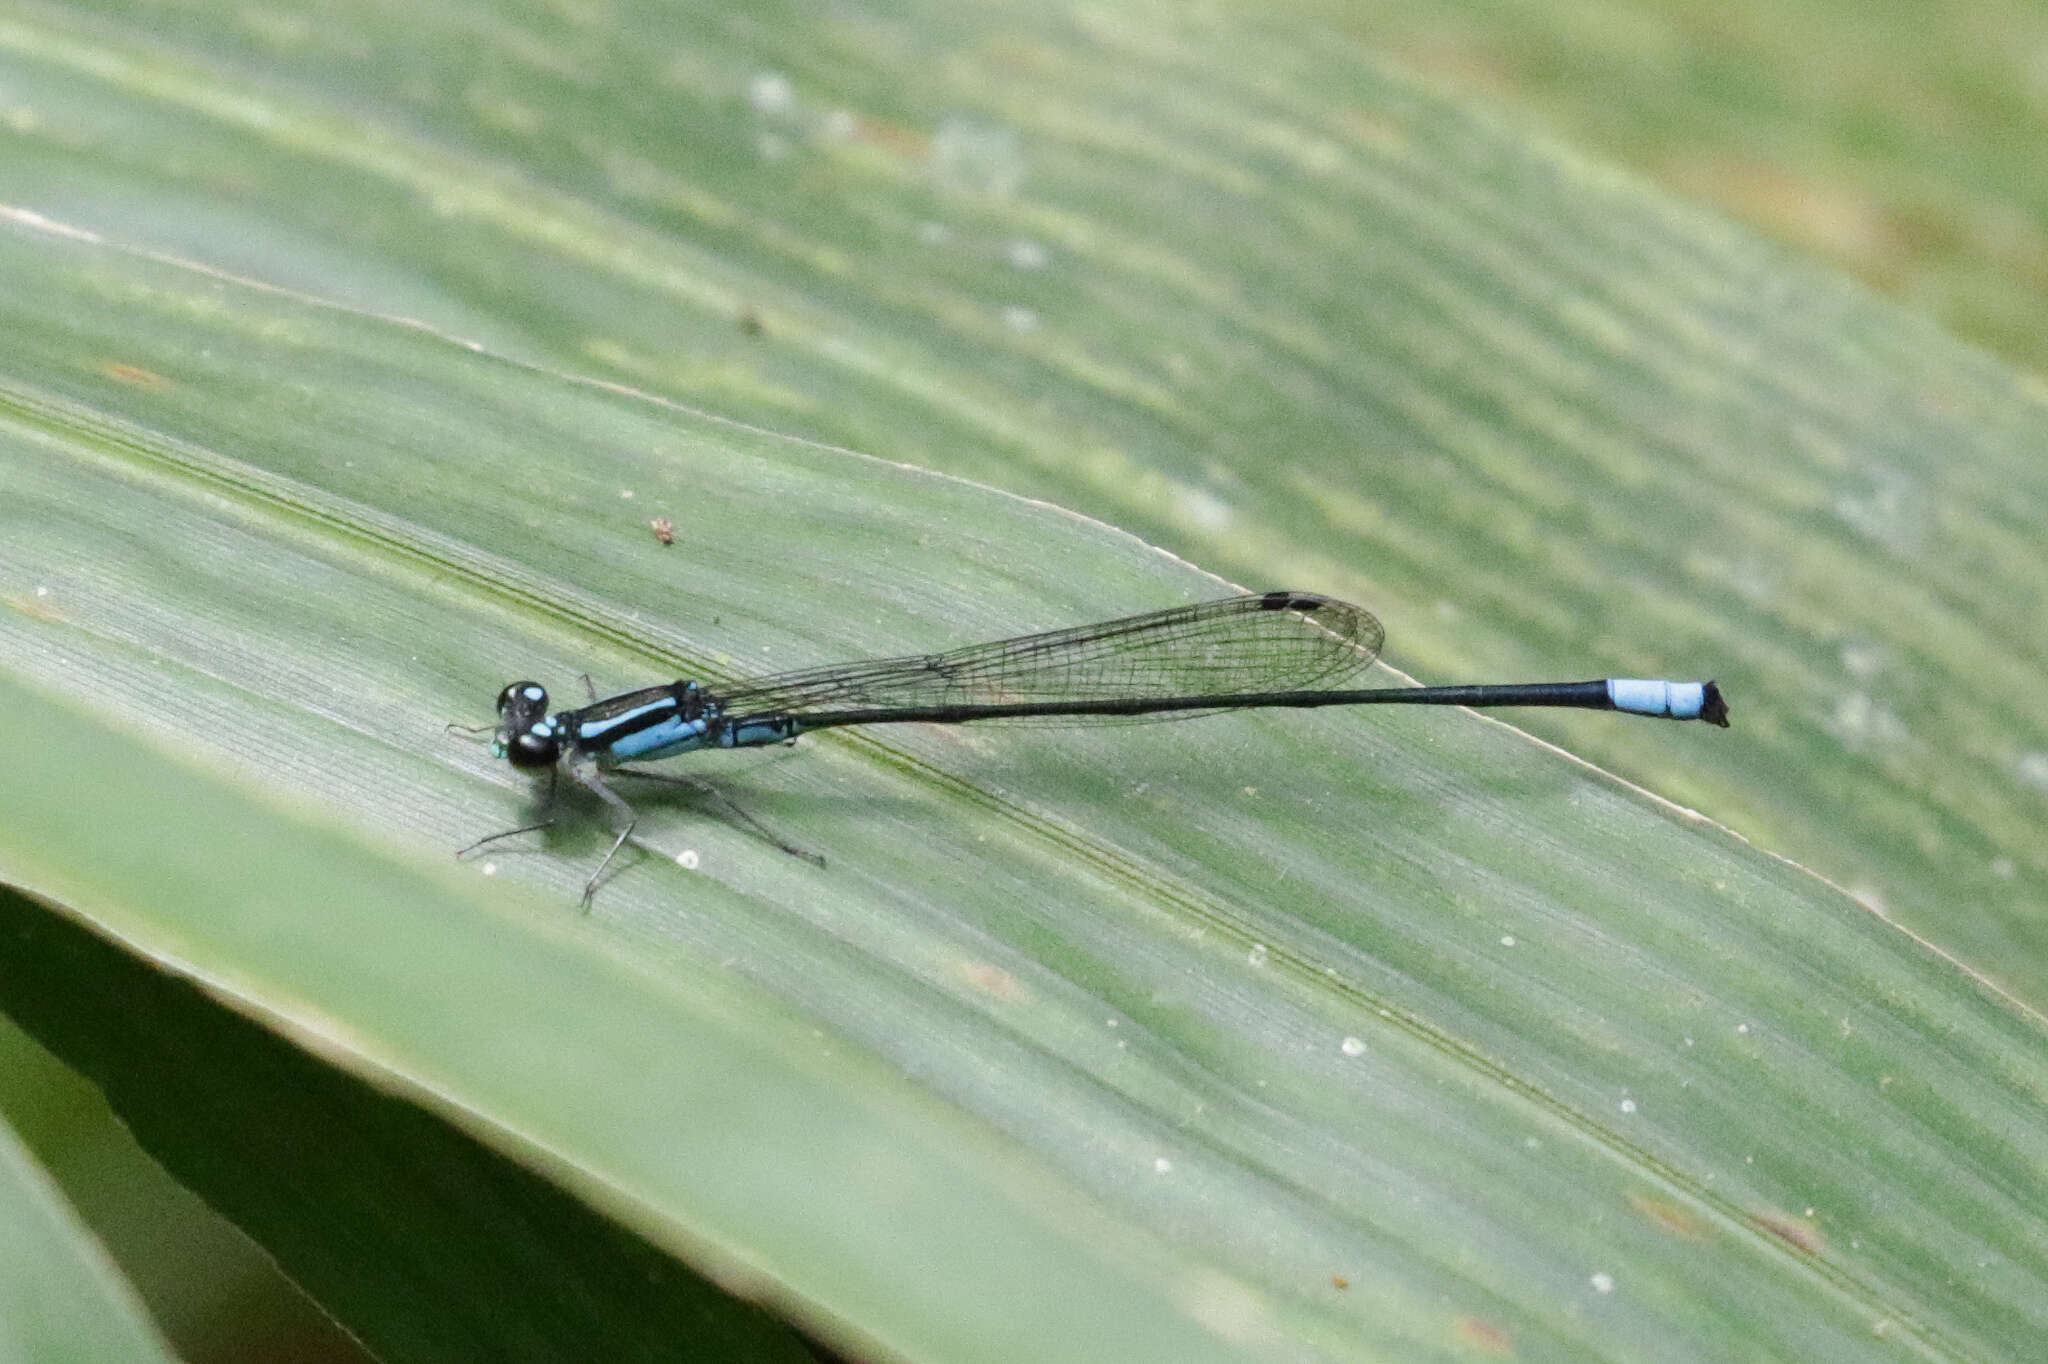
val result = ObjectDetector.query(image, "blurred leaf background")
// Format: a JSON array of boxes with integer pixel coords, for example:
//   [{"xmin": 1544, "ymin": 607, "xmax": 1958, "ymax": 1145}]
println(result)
[{"xmin": 1, "ymin": 0, "xmax": 2045, "ymax": 1359}]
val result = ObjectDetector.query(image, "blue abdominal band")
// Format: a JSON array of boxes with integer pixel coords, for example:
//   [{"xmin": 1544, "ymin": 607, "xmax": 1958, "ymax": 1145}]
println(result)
[
  {"xmin": 721, "ymin": 716, "xmax": 800, "ymax": 748},
  {"xmin": 1607, "ymin": 679, "xmax": 1707, "ymax": 720}
]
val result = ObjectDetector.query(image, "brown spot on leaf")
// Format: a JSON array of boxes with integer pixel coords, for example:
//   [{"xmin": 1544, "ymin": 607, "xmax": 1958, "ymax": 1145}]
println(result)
[
  {"xmin": 1451, "ymin": 1315, "xmax": 1513, "ymax": 1355},
  {"xmin": 959, "ymin": 960, "xmax": 1025, "ymax": 1002},
  {"xmin": 1758, "ymin": 1212, "xmax": 1824, "ymax": 1256},
  {"xmin": 98, "ymin": 360, "xmax": 171, "ymax": 389},
  {"xmin": 1628, "ymin": 1190, "xmax": 1706, "ymax": 1240}
]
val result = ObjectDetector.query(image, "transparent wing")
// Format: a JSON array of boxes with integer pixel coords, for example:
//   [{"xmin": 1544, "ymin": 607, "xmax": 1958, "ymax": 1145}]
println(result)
[{"xmin": 712, "ymin": 592, "xmax": 1384, "ymax": 723}]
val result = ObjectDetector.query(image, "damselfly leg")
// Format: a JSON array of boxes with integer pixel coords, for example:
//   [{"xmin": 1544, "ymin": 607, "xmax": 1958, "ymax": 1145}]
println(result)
[{"xmin": 612, "ymin": 767, "xmax": 826, "ymax": 867}]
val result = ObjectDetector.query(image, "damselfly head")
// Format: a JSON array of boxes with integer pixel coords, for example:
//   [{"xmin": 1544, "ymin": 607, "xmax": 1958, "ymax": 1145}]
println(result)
[{"xmin": 493, "ymin": 681, "xmax": 561, "ymax": 768}]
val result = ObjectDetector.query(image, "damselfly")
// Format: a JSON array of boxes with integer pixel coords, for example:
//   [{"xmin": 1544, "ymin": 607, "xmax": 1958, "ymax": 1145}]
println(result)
[{"xmin": 462, "ymin": 591, "xmax": 1727, "ymax": 904}]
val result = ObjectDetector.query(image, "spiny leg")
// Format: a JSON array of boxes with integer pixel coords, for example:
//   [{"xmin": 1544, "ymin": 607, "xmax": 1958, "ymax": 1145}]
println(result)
[
  {"xmin": 569, "ymin": 762, "xmax": 645, "ymax": 909},
  {"xmin": 456, "ymin": 819, "xmax": 553, "ymax": 857},
  {"xmin": 612, "ymin": 767, "xmax": 827, "ymax": 867},
  {"xmin": 457, "ymin": 767, "xmax": 561, "ymax": 858}
]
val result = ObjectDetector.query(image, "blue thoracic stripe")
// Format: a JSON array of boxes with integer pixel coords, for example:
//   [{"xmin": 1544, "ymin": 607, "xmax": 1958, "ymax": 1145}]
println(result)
[
  {"xmin": 602, "ymin": 713, "xmax": 709, "ymax": 761},
  {"xmin": 577, "ymin": 698, "xmax": 678, "ymax": 744},
  {"xmin": 570, "ymin": 692, "xmax": 717, "ymax": 763}
]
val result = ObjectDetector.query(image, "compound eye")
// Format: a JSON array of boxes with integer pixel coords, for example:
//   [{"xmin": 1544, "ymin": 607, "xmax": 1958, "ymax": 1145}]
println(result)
[
  {"xmin": 508, "ymin": 729, "xmax": 560, "ymax": 769},
  {"xmin": 497, "ymin": 681, "xmax": 549, "ymax": 717}
]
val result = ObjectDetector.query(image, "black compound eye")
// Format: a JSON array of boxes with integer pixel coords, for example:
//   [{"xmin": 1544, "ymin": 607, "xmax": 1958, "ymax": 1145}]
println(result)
[
  {"xmin": 508, "ymin": 729, "xmax": 560, "ymax": 769},
  {"xmin": 497, "ymin": 681, "xmax": 549, "ymax": 717}
]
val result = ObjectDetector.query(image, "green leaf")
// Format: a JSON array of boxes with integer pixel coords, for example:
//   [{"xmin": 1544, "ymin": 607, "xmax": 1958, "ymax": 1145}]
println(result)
[
  {"xmin": 3, "ymin": 2, "xmax": 2047, "ymax": 1359},
  {"xmin": 0, "ymin": 1109, "xmax": 179, "ymax": 1364},
  {"xmin": 1336, "ymin": 0, "xmax": 2048, "ymax": 376},
  {"xmin": 4, "ymin": 0, "xmax": 2042, "ymax": 1004},
  {"xmin": 2, "ymin": 214, "xmax": 2045, "ymax": 1360},
  {"xmin": 0, "ymin": 882, "xmax": 855, "ymax": 1364}
]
